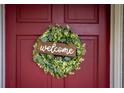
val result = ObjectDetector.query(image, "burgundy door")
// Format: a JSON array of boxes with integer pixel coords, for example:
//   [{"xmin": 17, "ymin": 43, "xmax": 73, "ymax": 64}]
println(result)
[{"xmin": 6, "ymin": 4, "xmax": 110, "ymax": 88}]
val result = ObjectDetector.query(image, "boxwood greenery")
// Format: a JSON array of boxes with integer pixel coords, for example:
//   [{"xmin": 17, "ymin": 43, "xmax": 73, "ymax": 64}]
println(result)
[{"xmin": 32, "ymin": 25, "xmax": 86, "ymax": 78}]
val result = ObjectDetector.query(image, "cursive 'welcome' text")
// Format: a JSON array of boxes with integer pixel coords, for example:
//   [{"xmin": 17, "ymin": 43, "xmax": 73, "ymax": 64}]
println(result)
[{"xmin": 39, "ymin": 42, "xmax": 76, "ymax": 57}]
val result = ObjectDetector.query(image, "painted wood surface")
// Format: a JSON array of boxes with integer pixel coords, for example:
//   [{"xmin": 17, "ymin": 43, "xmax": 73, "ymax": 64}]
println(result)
[{"xmin": 6, "ymin": 5, "xmax": 110, "ymax": 88}]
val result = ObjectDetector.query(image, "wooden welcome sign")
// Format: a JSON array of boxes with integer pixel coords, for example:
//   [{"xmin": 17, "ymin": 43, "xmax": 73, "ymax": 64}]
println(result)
[{"xmin": 38, "ymin": 41, "xmax": 76, "ymax": 57}]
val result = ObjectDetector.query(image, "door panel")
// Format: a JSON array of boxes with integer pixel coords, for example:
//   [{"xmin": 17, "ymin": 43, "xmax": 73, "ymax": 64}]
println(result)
[
  {"xmin": 16, "ymin": 5, "xmax": 52, "ymax": 22},
  {"xmin": 6, "ymin": 4, "xmax": 110, "ymax": 88},
  {"xmin": 16, "ymin": 36, "xmax": 50, "ymax": 88},
  {"xmin": 64, "ymin": 5, "xmax": 98, "ymax": 23}
]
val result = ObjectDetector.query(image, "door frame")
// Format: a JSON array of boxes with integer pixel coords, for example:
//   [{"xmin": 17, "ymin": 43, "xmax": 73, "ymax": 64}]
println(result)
[
  {"xmin": 110, "ymin": 4, "xmax": 123, "ymax": 88},
  {"xmin": 0, "ymin": 4, "xmax": 5, "ymax": 88},
  {"xmin": 0, "ymin": 4, "xmax": 123, "ymax": 88}
]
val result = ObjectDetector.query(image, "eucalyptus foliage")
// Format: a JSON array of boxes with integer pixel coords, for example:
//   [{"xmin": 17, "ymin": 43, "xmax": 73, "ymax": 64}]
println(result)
[{"xmin": 32, "ymin": 25, "xmax": 86, "ymax": 78}]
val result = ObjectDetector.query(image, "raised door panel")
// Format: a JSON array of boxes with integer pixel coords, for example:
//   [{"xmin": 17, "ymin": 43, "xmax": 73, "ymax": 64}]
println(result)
[
  {"xmin": 16, "ymin": 5, "xmax": 52, "ymax": 22},
  {"xmin": 65, "ymin": 36, "xmax": 98, "ymax": 88},
  {"xmin": 50, "ymin": 36, "xmax": 98, "ymax": 88},
  {"xmin": 64, "ymin": 5, "xmax": 99, "ymax": 23},
  {"xmin": 16, "ymin": 36, "xmax": 52, "ymax": 88}
]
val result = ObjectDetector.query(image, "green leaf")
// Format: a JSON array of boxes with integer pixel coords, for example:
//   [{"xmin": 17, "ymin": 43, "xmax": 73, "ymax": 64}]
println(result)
[
  {"xmin": 48, "ymin": 34, "xmax": 53, "ymax": 41},
  {"xmin": 60, "ymin": 38, "xmax": 66, "ymax": 43},
  {"xmin": 47, "ymin": 54, "xmax": 54, "ymax": 59},
  {"xmin": 41, "ymin": 37, "xmax": 48, "ymax": 42},
  {"xmin": 63, "ymin": 57, "xmax": 71, "ymax": 62},
  {"xmin": 77, "ymin": 48, "xmax": 82, "ymax": 56}
]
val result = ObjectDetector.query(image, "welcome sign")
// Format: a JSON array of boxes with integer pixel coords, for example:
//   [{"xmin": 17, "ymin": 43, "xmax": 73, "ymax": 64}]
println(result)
[{"xmin": 38, "ymin": 41, "xmax": 76, "ymax": 57}]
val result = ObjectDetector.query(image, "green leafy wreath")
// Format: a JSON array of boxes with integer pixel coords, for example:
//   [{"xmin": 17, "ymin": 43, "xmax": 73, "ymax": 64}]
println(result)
[{"xmin": 32, "ymin": 25, "xmax": 86, "ymax": 78}]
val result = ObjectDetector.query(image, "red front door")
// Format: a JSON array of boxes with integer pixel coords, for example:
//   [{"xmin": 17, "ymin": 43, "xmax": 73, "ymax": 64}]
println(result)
[{"xmin": 6, "ymin": 4, "xmax": 110, "ymax": 88}]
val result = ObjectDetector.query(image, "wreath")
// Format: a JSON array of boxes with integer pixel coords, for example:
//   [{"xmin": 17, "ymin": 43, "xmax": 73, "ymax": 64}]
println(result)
[{"xmin": 32, "ymin": 25, "xmax": 86, "ymax": 78}]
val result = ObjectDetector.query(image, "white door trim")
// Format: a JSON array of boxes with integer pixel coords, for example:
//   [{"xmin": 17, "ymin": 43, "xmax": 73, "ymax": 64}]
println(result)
[
  {"xmin": 0, "ymin": 4, "xmax": 5, "ymax": 88},
  {"xmin": 0, "ymin": 4, "xmax": 123, "ymax": 88},
  {"xmin": 110, "ymin": 4, "xmax": 123, "ymax": 88}
]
